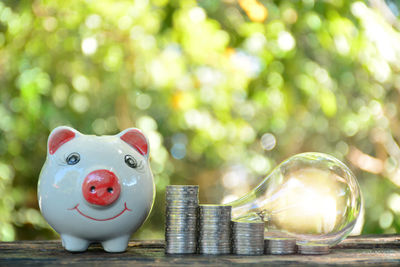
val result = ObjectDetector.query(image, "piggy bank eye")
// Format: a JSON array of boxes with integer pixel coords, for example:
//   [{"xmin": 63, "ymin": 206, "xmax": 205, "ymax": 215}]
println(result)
[
  {"xmin": 66, "ymin": 152, "xmax": 80, "ymax": 165},
  {"xmin": 125, "ymin": 155, "xmax": 137, "ymax": 168}
]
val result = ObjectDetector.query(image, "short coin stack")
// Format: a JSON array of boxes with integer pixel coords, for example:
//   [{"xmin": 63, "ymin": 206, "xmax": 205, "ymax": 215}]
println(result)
[
  {"xmin": 264, "ymin": 231, "xmax": 297, "ymax": 255},
  {"xmin": 231, "ymin": 221, "xmax": 265, "ymax": 255},
  {"xmin": 198, "ymin": 205, "xmax": 232, "ymax": 255},
  {"xmin": 297, "ymin": 243, "xmax": 330, "ymax": 255},
  {"xmin": 165, "ymin": 185, "xmax": 199, "ymax": 254}
]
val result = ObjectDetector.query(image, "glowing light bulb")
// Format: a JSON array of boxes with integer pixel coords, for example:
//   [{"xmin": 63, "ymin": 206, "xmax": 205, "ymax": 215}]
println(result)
[{"xmin": 225, "ymin": 152, "xmax": 361, "ymax": 247}]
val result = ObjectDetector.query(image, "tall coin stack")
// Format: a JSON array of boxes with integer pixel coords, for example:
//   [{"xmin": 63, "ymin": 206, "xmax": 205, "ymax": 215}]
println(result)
[
  {"xmin": 231, "ymin": 221, "xmax": 265, "ymax": 255},
  {"xmin": 198, "ymin": 205, "xmax": 232, "ymax": 255},
  {"xmin": 165, "ymin": 185, "xmax": 199, "ymax": 254}
]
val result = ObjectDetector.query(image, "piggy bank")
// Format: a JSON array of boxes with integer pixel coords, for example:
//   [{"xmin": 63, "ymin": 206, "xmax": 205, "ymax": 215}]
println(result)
[{"xmin": 38, "ymin": 126, "xmax": 155, "ymax": 252}]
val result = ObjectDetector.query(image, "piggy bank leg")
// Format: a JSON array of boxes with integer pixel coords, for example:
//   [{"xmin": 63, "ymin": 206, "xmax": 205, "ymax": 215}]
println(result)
[
  {"xmin": 61, "ymin": 234, "xmax": 90, "ymax": 252},
  {"xmin": 101, "ymin": 235, "xmax": 130, "ymax": 253}
]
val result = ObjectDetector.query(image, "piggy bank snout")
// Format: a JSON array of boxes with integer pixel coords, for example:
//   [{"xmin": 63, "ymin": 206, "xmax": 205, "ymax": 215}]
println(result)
[{"xmin": 82, "ymin": 169, "xmax": 121, "ymax": 206}]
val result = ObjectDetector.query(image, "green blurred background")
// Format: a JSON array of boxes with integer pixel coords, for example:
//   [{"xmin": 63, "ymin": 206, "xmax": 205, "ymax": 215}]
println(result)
[{"xmin": 1, "ymin": 0, "xmax": 400, "ymax": 241}]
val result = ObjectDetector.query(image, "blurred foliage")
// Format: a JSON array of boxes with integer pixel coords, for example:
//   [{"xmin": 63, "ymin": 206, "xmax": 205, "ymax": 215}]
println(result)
[{"xmin": 1, "ymin": 0, "xmax": 400, "ymax": 240}]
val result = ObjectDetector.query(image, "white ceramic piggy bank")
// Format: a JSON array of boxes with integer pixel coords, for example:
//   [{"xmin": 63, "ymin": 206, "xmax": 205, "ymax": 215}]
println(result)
[{"xmin": 38, "ymin": 126, "xmax": 155, "ymax": 252}]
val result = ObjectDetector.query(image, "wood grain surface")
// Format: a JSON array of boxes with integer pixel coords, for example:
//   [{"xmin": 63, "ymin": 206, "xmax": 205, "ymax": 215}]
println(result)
[{"xmin": 0, "ymin": 235, "xmax": 399, "ymax": 266}]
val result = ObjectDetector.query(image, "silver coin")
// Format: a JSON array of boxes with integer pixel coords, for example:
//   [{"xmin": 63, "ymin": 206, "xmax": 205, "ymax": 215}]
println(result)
[
  {"xmin": 166, "ymin": 214, "xmax": 197, "ymax": 218},
  {"xmin": 166, "ymin": 206, "xmax": 198, "ymax": 209},
  {"xmin": 231, "ymin": 221, "xmax": 264, "ymax": 255},
  {"xmin": 166, "ymin": 206, "xmax": 197, "ymax": 210},
  {"xmin": 166, "ymin": 223, "xmax": 197, "ymax": 227},
  {"xmin": 232, "ymin": 232, "xmax": 265, "ymax": 236},
  {"xmin": 199, "ymin": 214, "xmax": 231, "ymax": 217},
  {"xmin": 199, "ymin": 204, "xmax": 231, "ymax": 209},
  {"xmin": 166, "ymin": 246, "xmax": 197, "ymax": 251},
  {"xmin": 166, "ymin": 245, "xmax": 197, "ymax": 250},
  {"xmin": 166, "ymin": 215, "xmax": 197, "ymax": 219},
  {"xmin": 165, "ymin": 225, "xmax": 197, "ymax": 229},
  {"xmin": 264, "ymin": 238, "xmax": 297, "ymax": 255},
  {"xmin": 166, "ymin": 245, "xmax": 197, "ymax": 249},
  {"xmin": 166, "ymin": 224, "xmax": 197, "ymax": 229},
  {"xmin": 165, "ymin": 231, "xmax": 197, "ymax": 236},
  {"xmin": 166, "ymin": 185, "xmax": 199, "ymax": 189},
  {"xmin": 166, "ymin": 217, "xmax": 198, "ymax": 221},
  {"xmin": 166, "ymin": 216, "xmax": 197, "ymax": 221},
  {"xmin": 198, "ymin": 238, "xmax": 230, "ymax": 242},
  {"xmin": 166, "ymin": 203, "xmax": 198, "ymax": 208},
  {"xmin": 166, "ymin": 227, "xmax": 197, "ymax": 232},
  {"xmin": 297, "ymin": 244, "xmax": 330, "ymax": 255},
  {"xmin": 166, "ymin": 197, "xmax": 197, "ymax": 200},
  {"xmin": 198, "ymin": 244, "xmax": 231, "ymax": 248},
  {"xmin": 198, "ymin": 221, "xmax": 231, "ymax": 225},
  {"xmin": 166, "ymin": 239, "xmax": 197, "ymax": 244},
  {"xmin": 165, "ymin": 225, "xmax": 197, "ymax": 230},
  {"xmin": 232, "ymin": 249, "xmax": 263, "ymax": 255},
  {"xmin": 165, "ymin": 249, "xmax": 196, "ymax": 254},
  {"xmin": 165, "ymin": 192, "xmax": 198, "ymax": 196},
  {"xmin": 166, "ymin": 240, "xmax": 197, "ymax": 244},
  {"xmin": 198, "ymin": 225, "xmax": 231, "ymax": 230},
  {"xmin": 198, "ymin": 216, "xmax": 231, "ymax": 220},
  {"xmin": 198, "ymin": 206, "xmax": 232, "ymax": 254},
  {"xmin": 166, "ymin": 187, "xmax": 198, "ymax": 195},
  {"xmin": 167, "ymin": 219, "xmax": 194, "ymax": 222},
  {"xmin": 199, "ymin": 207, "xmax": 231, "ymax": 213},
  {"xmin": 166, "ymin": 206, "xmax": 198, "ymax": 210},
  {"xmin": 166, "ymin": 216, "xmax": 198, "ymax": 221},
  {"xmin": 198, "ymin": 234, "xmax": 230, "ymax": 239},
  {"xmin": 165, "ymin": 196, "xmax": 197, "ymax": 199},
  {"xmin": 165, "ymin": 186, "xmax": 199, "ymax": 255},
  {"xmin": 168, "ymin": 234, "xmax": 196, "ymax": 238},
  {"xmin": 198, "ymin": 230, "xmax": 230, "ymax": 234},
  {"xmin": 198, "ymin": 222, "xmax": 231, "ymax": 226},
  {"xmin": 198, "ymin": 246, "xmax": 231, "ymax": 250},
  {"xmin": 198, "ymin": 249, "xmax": 231, "ymax": 255},
  {"xmin": 166, "ymin": 242, "xmax": 197, "ymax": 247},
  {"xmin": 166, "ymin": 211, "xmax": 198, "ymax": 215},
  {"xmin": 232, "ymin": 228, "xmax": 265, "ymax": 233},
  {"xmin": 166, "ymin": 204, "xmax": 197, "ymax": 208},
  {"xmin": 199, "ymin": 211, "xmax": 231, "ymax": 214},
  {"xmin": 232, "ymin": 239, "xmax": 264, "ymax": 244}
]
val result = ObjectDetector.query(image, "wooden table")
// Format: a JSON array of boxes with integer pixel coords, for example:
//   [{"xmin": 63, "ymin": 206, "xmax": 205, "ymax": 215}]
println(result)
[{"xmin": 0, "ymin": 235, "xmax": 399, "ymax": 266}]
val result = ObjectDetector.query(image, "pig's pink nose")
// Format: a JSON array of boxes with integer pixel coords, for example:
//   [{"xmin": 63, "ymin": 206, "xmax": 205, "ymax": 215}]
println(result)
[{"xmin": 82, "ymin": 170, "xmax": 121, "ymax": 206}]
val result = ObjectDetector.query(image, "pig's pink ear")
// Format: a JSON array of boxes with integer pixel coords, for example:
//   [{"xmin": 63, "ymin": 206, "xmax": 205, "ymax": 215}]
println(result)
[
  {"xmin": 48, "ymin": 126, "xmax": 79, "ymax": 155},
  {"xmin": 119, "ymin": 128, "xmax": 149, "ymax": 158}
]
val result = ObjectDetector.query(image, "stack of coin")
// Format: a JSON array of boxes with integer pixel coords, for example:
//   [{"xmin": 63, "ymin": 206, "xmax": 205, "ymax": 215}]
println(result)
[
  {"xmin": 264, "ymin": 231, "xmax": 297, "ymax": 255},
  {"xmin": 165, "ymin": 185, "xmax": 199, "ymax": 254},
  {"xmin": 297, "ymin": 243, "xmax": 330, "ymax": 255},
  {"xmin": 231, "ymin": 221, "xmax": 264, "ymax": 255},
  {"xmin": 198, "ymin": 205, "xmax": 232, "ymax": 255}
]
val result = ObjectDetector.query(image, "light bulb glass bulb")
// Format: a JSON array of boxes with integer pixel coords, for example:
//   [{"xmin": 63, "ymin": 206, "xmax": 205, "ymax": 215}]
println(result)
[{"xmin": 225, "ymin": 152, "xmax": 361, "ymax": 247}]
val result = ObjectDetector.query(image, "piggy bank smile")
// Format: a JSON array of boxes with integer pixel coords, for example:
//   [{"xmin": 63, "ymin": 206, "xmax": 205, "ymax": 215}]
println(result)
[
  {"xmin": 38, "ymin": 126, "xmax": 155, "ymax": 253},
  {"xmin": 68, "ymin": 202, "xmax": 132, "ymax": 221}
]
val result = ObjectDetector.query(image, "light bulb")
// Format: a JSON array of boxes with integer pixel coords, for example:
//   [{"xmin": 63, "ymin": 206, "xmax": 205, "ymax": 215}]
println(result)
[{"xmin": 225, "ymin": 152, "xmax": 361, "ymax": 247}]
